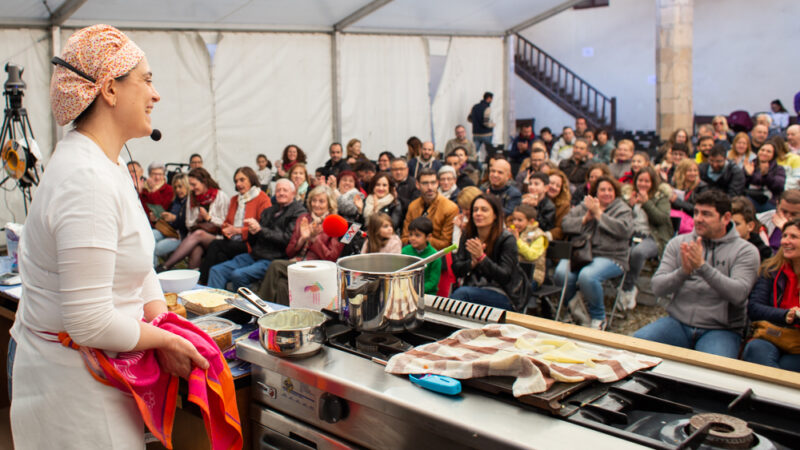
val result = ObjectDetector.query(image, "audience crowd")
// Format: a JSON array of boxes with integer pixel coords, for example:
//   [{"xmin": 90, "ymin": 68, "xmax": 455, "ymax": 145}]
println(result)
[{"xmin": 134, "ymin": 100, "xmax": 800, "ymax": 372}]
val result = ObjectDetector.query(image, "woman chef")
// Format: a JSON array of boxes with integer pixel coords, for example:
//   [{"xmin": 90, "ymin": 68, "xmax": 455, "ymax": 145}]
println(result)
[{"xmin": 9, "ymin": 25, "xmax": 208, "ymax": 448}]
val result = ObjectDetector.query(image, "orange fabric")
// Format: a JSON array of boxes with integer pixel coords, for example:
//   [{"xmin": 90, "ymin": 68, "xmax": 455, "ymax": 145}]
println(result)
[{"xmin": 223, "ymin": 191, "xmax": 271, "ymax": 246}]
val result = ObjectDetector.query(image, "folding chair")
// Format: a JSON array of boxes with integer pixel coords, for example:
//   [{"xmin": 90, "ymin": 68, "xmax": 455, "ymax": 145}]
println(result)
[
  {"xmin": 532, "ymin": 240, "xmax": 572, "ymax": 322},
  {"xmin": 604, "ymin": 245, "xmax": 635, "ymax": 331}
]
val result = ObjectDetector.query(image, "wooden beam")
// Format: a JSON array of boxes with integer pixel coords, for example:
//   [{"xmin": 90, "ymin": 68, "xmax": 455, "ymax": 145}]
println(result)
[
  {"xmin": 506, "ymin": 0, "xmax": 585, "ymax": 35},
  {"xmin": 49, "ymin": 0, "xmax": 88, "ymax": 27},
  {"xmin": 334, "ymin": 0, "xmax": 393, "ymax": 32},
  {"xmin": 505, "ymin": 312, "xmax": 800, "ymax": 390}
]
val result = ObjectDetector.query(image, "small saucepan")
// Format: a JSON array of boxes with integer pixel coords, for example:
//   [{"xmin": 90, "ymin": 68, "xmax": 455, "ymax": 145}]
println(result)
[{"xmin": 233, "ymin": 288, "xmax": 327, "ymax": 358}]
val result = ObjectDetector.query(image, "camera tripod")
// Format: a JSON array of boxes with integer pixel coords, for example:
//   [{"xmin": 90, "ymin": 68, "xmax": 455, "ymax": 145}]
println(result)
[{"xmin": 0, "ymin": 63, "xmax": 39, "ymax": 214}]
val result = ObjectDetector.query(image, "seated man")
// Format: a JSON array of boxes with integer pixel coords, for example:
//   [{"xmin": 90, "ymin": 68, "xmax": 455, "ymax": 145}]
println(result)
[
  {"xmin": 208, "ymin": 179, "xmax": 306, "ymax": 291},
  {"xmin": 444, "ymin": 124, "xmax": 477, "ymax": 162},
  {"xmin": 323, "ymin": 142, "xmax": 350, "ymax": 176},
  {"xmin": 699, "ymin": 143, "xmax": 745, "ymax": 197},
  {"xmin": 408, "ymin": 141, "xmax": 442, "ymax": 179},
  {"xmin": 508, "ymin": 124, "xmax": 535, "ymax": 168},
  {"xmin": 558, "ymin": 137, "xmax": 591, "ymax": 189},
  {"xmin": 402, "ymin": 168, "xmax": 459, "ymax": 250},
  {"xmin": 693, "ymin": 136, "xmax": 715, "ymax": 164},
  {"xmin": 444, "ymin": 149, "xmax": 476, "ymax": 189},
  {"xmin": 750, "ymin": 123, "xmax": 769, "ymax": 152},
  {"xmin": 515, "ymin": 143, "xmax": 548, "ymax": 190},
  {"xmin": 550, "ymin": 126, "xmax": 576, "ymax": 163},
  {"xmin": 634, "ymin": 190, "xmax": 759, "ymax": 358},
  {"xmin": 391, "ymin": 157, "xmax": 420, "ymax": 214},
  {"xmin": 483, "ymin": 158, "xmax": 521, "ymax": 217},
  {"xmin": 189, "ymin": 153, "xmax": 203, "ymax": 169}
]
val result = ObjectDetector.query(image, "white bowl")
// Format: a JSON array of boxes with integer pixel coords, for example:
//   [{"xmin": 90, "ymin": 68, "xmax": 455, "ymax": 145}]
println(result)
[{"xmin": 157, "ymin": 269, "xmax": 200, "ymax": 293}]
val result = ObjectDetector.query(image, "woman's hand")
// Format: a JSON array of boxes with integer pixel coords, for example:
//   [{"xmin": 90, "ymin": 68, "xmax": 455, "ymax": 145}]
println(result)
[
  {"xmin": 465, "ymin": 238, "xmax": 485, "ymax": 267},
  {"xmin": 198, "ymin": 207, "xmax": 210, "ymax": 222},
  {"xmin": 637, "ymin": 190, "xmax": 649, "ymax": 204},
  {"xmin": 670, "ymin": 191, "xmax": 678, "ymax": 203},
  {"xmin": 786, "ymin": 307, "xmax": 800, "ymax": 325},
  {"xmin": 584, "ymin": 195, "xmax": 602, "ymax": 217},
  {"xmin": 161, "ymin": 211, "xmax": 176, "ymax": 223},
  {"xmin": 156, "ymin": 333, "xmax": 209, "ymax": 379},
  {"xmin": 221, "ymin": 224, "xmax": 237, "ymax": 239},
  {"xmin": 743, "ymin": 160, "xmax": 754, "ymax": 176},
  {"xmin": 148, "ymin": 211, "xmax": 157, "ymax": 222},
  {"xmin": 327, "ymin": 175, "xmax": 337, "ymax": 189},
  {"xmin": 628, "ymin": 191, "xmax": 639, "ymax": 206},
  {"xmin": 299, "ymin": 217, "xmax": 311, "ymax": 240},
  {"xmin": 759, "ymin": 161, "xmax": 770, "ymax": 174},
  {"xmin": 453, "ymin": 213, "xmax": 466, "ymax": 231},
  {"xmin": 244, "ymin": 218, "xmax": 261, "ymax": 234},
  {"xmin": 354, "ymin": 195, "xmax": 364, "ymax": 213}
]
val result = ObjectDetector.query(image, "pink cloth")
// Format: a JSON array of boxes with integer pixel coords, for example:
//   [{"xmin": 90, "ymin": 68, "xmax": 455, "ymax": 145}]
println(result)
[{"xmin": 60, "ymin": 312, "xmax": 242, "ymax": 450}]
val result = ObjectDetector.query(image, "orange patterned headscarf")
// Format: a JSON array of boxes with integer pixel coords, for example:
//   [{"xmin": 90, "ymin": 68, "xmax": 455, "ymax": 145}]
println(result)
[{"xmin": 50, "ymin": 24, "xmax": 144, "ymax": 126}]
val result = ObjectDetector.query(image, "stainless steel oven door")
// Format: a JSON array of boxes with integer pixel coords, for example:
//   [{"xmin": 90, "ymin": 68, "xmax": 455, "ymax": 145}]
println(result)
[{"xmin": 252, "ymin": 404, "xmax": 361, "ymax": 450}]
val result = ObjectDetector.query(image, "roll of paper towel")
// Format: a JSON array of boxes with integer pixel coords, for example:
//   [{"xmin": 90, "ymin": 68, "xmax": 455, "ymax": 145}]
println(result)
[{"xmin": 288, "ymin": 261, "xmax": 338, "ymax": 310}]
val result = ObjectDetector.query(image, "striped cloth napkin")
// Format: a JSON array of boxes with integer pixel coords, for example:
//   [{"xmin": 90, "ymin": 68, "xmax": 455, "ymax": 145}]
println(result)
[{"xmin": 385, "ymin": 324, "xmax": 661, "ymax": 397}]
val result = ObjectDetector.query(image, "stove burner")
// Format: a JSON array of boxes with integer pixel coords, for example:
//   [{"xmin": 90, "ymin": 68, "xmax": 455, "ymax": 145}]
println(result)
[
  {"xmin": 356, "ymin": 332, "xmax": 402, "ymax": 353},
  {"xmin": 686, "ymin": 413, "xmax": 755, "ymax": 449}
]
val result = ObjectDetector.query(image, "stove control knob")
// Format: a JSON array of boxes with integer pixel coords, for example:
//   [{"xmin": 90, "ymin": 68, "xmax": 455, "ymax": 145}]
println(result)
[{"xmin": 319, "ymin": 393, "xmax": 349, "ymax": 423}]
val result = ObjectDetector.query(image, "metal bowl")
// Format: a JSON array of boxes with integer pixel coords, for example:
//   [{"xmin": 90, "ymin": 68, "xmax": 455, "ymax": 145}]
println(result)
[{"xmin": 257, "ymin": 309, "xmax": 327, "ymax": 358}]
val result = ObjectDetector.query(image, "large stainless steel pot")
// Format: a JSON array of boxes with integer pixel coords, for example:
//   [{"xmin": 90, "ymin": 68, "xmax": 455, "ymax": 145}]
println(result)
[{"xmin": 337, "ymin": 253, "xmax": 425, "ymax": 332}]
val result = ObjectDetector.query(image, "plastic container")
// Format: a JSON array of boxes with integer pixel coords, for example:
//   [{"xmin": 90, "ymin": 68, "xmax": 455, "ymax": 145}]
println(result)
[{"xmin": 193, "ymin": 317, "xmax": 237, "ymax": 350}]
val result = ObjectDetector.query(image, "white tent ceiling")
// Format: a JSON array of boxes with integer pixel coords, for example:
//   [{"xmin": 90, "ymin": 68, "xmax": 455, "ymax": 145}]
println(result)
[{"xmin": 1, "ymin": 0, "xmax": 577, "ymax": 35}]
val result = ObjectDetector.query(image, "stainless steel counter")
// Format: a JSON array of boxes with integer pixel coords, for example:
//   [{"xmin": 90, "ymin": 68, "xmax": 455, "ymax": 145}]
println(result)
[{"xmin": 237, "ymin": 337, "xmax": 647, "ymax": 449}]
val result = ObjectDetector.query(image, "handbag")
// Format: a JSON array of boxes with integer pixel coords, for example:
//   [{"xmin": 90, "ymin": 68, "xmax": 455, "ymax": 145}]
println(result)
[
  {"xmin": 751, "ymin": 320, "xmax": 800, "ymax": 354},
  {"xmin": 191, "ymin": 221, "xmax": 221, "ymax": 235},
  {"xmin": 154, "ymin": 219, "xmax": 180, "ymax": 240},
  {"xmin": 569, "ymin": 233, "xmax": 593, "ymax": 271}
]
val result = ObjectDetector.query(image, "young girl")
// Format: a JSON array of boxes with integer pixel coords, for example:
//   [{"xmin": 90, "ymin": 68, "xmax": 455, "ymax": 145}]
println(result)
[
  {"xmin": 256, "ymin": 153, "xmax": 272, "ymax": 192},
  {"xmin": 361, "ymin": 213, "xmax": 402, "ymax": 254}
]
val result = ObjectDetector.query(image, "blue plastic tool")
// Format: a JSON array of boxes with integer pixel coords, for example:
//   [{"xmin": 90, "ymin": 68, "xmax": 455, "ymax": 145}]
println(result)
[{"xmin": 409, "ymin": 374, "xmax": 461, "ymax": 395}]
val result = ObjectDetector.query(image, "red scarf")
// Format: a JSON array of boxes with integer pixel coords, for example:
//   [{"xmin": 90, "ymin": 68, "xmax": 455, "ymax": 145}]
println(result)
[
  {"xmin": 774, "ymin": 262, "xmax": 800, "ymax": 309},
  {"xmin": 282, "ymin": 159, "xmax": 297, "ymax": 173},
  {"xmin": 192, "ymin": 187, "xmax": 218, "ymax": 207}
]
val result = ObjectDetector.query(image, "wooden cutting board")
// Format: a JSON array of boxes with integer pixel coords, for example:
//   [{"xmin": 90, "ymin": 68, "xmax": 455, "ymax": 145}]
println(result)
[
  {"xmin": 505, "ymin": 312, "xmax": 800, "ymax": 390},
  {"xmin": 179, "ymin": 288, "xmax": 235, "ymax": 315}
]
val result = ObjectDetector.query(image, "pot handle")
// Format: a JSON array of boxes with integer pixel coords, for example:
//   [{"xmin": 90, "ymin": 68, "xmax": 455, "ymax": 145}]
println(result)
[{"xmin": 237, "ymin": 287, "xmax": 272, "ymax": 315}]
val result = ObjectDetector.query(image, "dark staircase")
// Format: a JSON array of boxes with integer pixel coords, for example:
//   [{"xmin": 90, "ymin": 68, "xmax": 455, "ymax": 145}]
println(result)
[{"xmin": 514, "ymin": 34, "xmax": 616, "ymax": 131}]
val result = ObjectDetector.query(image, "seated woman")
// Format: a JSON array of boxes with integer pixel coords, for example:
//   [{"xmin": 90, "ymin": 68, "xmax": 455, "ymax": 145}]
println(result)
[
  {"xmin": 361, "ymin": 172, "xmax": 403, "ymax": 232},
  {"xmin": 571, "ymin": 163, "xmax": 611, "ymax": 206},
  {"xmin": 276, "ymin": 144, "xmax": 307, "ymax": 179},
  {"xmin": 288, "ymin": 163, "xmax": 310, "ymax": 203},
  {"xmin": 554, "ymin": 176, "xmax": 633, "ymax": 329},
  {"xmin": 198, "ymin": 167, "xmax": 271, "ymax": 284},
  {"xmin": 258, "ymin": 185, "xmax": 343, "ymax": 305},
  {"xmin": 741, "ymin": 219, "xmax": 800, "ymax": 372},
  {"xmin": 712, "ymin": 115, "xmax": 734, "ymax": 143},
  {"xmin": 744, "ymin": 141, "xmax": 785, "ymax": 213},
  {"xmin": 153, "ymin": 173, "xmax": 190, "ymax": 265},
  {"xmin": 159, "ymin": 168, "xmax": 229, "ymax": 271},
  {"xmin": 140, "ymin": 161, "xmax": 174, "ymax": 224},
  {"xmin": 727, "ymin": 132, "xmax": 754, "ymax": 169},
  {"xmin": 619, "ymin": 166, "xmax": 673, "ymax": 310},
  {"xmin": 771, "ymin": 136, "xmax": 800, "ymax": 190},
  {"xmin": 546, "ymin": 170, "xmax": 571, "ymax": 240},
  {"xmin": 609, "ymin": 139, "xmax": 634, "ymax": 180},
  {"xmin": 346, "ymin": 138, "xmax": 369, "ymax": 167},
  {"xmin": 451, "ymin": 194, "xmax": 526, "ymax": 311},
  {"xmin": 378, "ymin": 151, "xmax": 395, "ymax": 172},
  {"xmin": 670, "ymin": 159, "xmax": 709, "ymax": 219},
  {"xmin": 336, "ymin": 170, "xmax": 365, "ymax": 223}
]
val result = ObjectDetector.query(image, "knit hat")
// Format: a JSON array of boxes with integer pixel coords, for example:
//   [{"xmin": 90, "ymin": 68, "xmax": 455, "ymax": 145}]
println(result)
[{"xmin": 50, "ymin": 24, "xmax": 144, "ymax": 126}]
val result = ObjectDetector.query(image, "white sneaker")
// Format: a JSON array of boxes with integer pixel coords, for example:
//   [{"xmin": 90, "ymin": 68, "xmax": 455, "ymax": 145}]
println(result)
[
  {"xmin": 620, "ymin": 286, "xmax": 638, "ymax": 311},
  {"xmin": 568, "ymin": 292, "xmax": 591, "ymax": 326},
  {"xmin": 590, "ymin": 319, "xmax": 606, "ymax": 330}
]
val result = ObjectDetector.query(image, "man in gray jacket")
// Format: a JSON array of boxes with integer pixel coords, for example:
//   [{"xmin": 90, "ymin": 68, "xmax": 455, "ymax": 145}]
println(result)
[{"xmin": 634, "ymin": 190, "xmax": 759, "ymax": 358}]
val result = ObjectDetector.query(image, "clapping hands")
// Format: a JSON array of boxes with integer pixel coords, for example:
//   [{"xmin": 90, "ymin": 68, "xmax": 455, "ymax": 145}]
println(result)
[{"xmin": 680, "ymin": 237, "xmax": 705, "ymax": 274}]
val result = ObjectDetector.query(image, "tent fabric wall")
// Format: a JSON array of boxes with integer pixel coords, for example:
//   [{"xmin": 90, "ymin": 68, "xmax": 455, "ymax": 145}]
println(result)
[
  {"xmin": 432, "ymin": 37, "xmax": 505, "ymax": 153},
  {"xmin": 339, "ymin": 34, "xmax": 431, "ymax": 160},
  {"xmin": 213, "ymin": 32, "xmax": 332, "ymax": 193},
  {"xmin": 121, "ymin": 30, "xmax": 216, "ymax": 181},
  {"xmin": 0, "ymin": 28, "xmax": 52, "ymax": 226}
]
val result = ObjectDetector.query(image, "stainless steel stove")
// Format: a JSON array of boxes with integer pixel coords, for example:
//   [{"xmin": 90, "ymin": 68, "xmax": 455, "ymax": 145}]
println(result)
[{"xmin": 235, "ymin": 295, "xmax": 800, "ymax": 450}]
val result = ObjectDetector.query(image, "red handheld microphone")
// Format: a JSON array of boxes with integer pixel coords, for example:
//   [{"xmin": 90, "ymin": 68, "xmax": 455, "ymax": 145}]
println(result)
[{"xmin": 322, "ymin": 214, "xmax": 349, "ymax": 238}]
